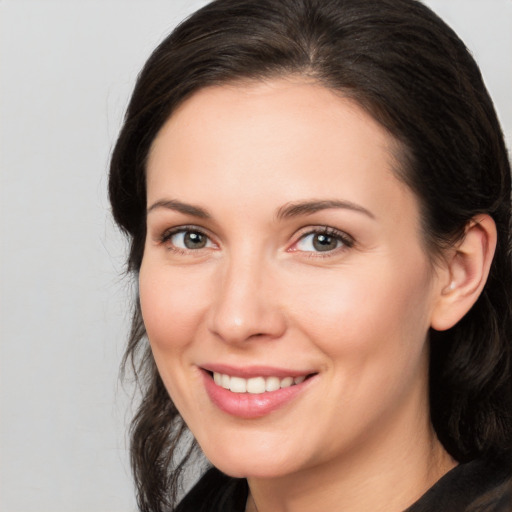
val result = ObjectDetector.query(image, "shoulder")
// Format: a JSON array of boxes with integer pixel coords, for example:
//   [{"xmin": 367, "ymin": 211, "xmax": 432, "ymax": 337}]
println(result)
[
  {"xmin": 407, "ymin": 457, "xmax": 512, "ymax": 512},
  {"xmin": 174, "ymin": 467, "xmax": 248, "ymax": 512}
]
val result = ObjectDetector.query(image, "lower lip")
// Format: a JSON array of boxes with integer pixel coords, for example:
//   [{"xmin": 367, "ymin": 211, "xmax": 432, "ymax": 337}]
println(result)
[{"xmin": 202, "ymin": 371, "xmax": 314, "ymax": 419}]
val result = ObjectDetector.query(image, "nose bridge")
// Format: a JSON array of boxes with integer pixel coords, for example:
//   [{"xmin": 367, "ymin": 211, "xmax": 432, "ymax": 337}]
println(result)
[{"xmin": 208, "ymin": 245, "xmax": 285, "ymax": 343}]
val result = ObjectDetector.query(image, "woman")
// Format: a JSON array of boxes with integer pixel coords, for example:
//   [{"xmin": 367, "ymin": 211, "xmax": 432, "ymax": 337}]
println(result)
[{"xmin": 109, "ymin": 0, "xmax": 512, "ymax": 510}]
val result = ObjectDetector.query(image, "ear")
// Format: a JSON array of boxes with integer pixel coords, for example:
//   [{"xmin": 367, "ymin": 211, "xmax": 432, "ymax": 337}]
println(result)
[{"xmin": 430, "ymin": 214, "xmax": 497, "ymax": 331}]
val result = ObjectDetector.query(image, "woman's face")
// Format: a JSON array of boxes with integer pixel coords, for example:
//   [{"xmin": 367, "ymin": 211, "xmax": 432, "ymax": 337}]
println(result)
[{"xmin": 140, "ymin": 79, "xmax": 446, "ymax": 479}]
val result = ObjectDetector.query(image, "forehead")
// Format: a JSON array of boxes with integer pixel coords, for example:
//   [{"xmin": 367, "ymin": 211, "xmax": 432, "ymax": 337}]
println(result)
[
  {"xmin": 146, "ymin": 78, "xmax": 417, "ymax": 226},
  {"xmin": 148, "ymin": 78, "xmax": 399, "ymax": 165}
]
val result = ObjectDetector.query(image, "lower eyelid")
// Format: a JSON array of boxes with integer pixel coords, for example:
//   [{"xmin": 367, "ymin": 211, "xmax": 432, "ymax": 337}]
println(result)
[
  {"xmin": 155, "ymin": 225, "xmax": 353, "ymax": 256},
  {"xmin": 159, "ymin": 227, "xmax": 219, "ymax": 253},
  {"xmin": 292, "ymin": 229, "xmax": 353, "ymax": 251}
]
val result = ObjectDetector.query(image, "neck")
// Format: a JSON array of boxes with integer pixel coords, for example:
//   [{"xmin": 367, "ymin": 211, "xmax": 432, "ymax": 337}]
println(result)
[{"xmin": 246, "ymin": 408, "xmax": 456, "ymax": 512}]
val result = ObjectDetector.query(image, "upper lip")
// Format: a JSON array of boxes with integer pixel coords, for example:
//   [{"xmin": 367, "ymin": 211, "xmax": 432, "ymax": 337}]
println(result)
[{"xmin": 200, "ymin": 363, "xmax": 316, "ymax": 379}]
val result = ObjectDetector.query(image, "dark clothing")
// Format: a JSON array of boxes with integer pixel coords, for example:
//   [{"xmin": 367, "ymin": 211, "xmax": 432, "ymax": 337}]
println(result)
[
  {"xmin": 175, "ymin": 468, "xmax": 248, "ymax": 512},
  {"xmin": 175, "ymin": 458, "xmax": 512, "ymax": 511}
]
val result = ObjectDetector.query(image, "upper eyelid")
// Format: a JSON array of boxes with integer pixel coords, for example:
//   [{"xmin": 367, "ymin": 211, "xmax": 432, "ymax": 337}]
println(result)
[
  {"xmin": 159, "ymin": 225, "xmax": 216, "ymax": 245},
  {"xmin": 158, "ymin": 226, "xmax": 219, "ymax": 255},
  {"xmin": 292, "ymin": 225, "xmax": 354, "ymax": 243},
  {"xmin": 160, "ymin": 224, "xmax": 210, "ymax": 237},
  {"xmin": 154, "ymin": 224, "xmax": 354, "ymax": 250}
]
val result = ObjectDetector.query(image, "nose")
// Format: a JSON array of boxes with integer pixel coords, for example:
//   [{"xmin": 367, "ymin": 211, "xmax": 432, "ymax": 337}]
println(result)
[{"xmin": 207, "ymin": 254, "xmax": 287, "ymax": 344}]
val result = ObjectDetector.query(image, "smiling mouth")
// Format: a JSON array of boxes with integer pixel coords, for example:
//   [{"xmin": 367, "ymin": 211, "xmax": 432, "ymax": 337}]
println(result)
[
  {"xmin": 202, "ymin": 369, "xmax": 318, "ymax": 418},
  {"xmin": 208, "ymin": 371, "xmax": 315, "ymax": 394}
]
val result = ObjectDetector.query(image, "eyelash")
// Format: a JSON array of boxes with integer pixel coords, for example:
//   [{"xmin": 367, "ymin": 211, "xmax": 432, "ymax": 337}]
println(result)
[
  {"xmin": 158, "ymin": 225, "xmax": 354, "ymax": 256},
  {"xmin": 159, "ymin": 225, "xmax": 216, "ymax": 255},
  {"xmin": 290, "ymin": 227, "xmax": 354, "ymax": 257}
]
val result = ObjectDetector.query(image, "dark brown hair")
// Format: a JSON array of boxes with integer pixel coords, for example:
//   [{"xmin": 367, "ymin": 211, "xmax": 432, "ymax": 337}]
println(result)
[{"xmin": 109, "ymin": 0, "xmax": 512, "ymax": 510}]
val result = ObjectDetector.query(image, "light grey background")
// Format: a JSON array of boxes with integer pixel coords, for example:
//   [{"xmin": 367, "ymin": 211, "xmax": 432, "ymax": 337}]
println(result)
[{"xmin": 0, "ymin": 1, "xmax": 510, "ymax": 511}]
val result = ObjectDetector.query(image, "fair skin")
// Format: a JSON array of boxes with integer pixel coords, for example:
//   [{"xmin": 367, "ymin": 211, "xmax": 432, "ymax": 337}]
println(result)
[{"xmin": 139, "ymin": 79, "xmax": 496, "ymax": 512}]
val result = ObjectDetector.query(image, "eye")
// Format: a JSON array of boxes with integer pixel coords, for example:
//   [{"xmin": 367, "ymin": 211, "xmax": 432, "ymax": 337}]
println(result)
[
  {"xmin": 162, "ymin": 228, "xmax": 215, "ymax": 251},
  {"xmin": 293, "ymin": 228, "xmax": 353, "ymax": 253}
]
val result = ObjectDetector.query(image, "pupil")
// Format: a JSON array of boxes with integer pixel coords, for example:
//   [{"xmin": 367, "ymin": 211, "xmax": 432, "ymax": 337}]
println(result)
[
  {"xmin": 184, "ymin": 232, "xmax": 206, "ymax": 249},
  {"xmin": 313, "ymin": 234, "xmax": 337, "ymax": 251}
]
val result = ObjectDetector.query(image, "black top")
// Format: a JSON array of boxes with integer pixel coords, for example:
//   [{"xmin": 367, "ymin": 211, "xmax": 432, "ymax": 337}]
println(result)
[{"xmin": 175, "ymin": 458, "xmax": 512, "ymax": 512}]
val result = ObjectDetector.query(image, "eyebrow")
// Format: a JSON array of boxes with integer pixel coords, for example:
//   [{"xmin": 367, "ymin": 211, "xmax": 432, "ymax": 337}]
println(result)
[
  {"xmin": 146, "ymin": 198, "xmax": 375, "ymax": 221},
  {"xmin": 276, "ymin": 199, "xmax": 375, "ymax": 220},
  {"xmin": 147, "ymin": 199, "xmax": 211, "ymax": 218}
]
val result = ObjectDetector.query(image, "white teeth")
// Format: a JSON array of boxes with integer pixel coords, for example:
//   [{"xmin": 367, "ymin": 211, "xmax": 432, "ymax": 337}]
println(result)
[
  {"xmin": 212, "ymin": 372, "xmax": 308, "ymax": 394},
  {"xmin": 247, "ymin": 377, "xmax": 266, "ymax": 394},
  {"xmin": 265, "ymin": 376, "xmax": 281, "ymax": 392},
  {"xmin": 280, "ymin": 376, "xmax": 294, "ymax": 388},
  {"xmin": 229, "ymin": 376, "xmax": 247, "ymax": 393}
]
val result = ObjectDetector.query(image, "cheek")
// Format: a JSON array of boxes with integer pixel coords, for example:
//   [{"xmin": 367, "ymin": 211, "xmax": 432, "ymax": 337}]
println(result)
[
  {"xmin": 138, "ymin": 262, "xmax": 213, "ymax": 415},
  {"xmin": 138, "ymin": 262, "xmax": 211, "ymax": 351},
  {"xmin": 287, "ymin": 262, "xmax": 433, "ymax": 361}
]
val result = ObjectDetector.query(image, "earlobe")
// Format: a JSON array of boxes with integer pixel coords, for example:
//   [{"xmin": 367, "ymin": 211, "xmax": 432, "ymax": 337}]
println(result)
[{"xmin": 430, "ymin": 214, "xmax": 497, "ymax": 331}]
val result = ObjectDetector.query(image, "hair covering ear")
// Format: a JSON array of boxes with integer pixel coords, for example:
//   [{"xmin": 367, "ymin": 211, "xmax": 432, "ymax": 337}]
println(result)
[{"xmin": 430, "ymin": 214, "xmax": 497, "ymax": 331}]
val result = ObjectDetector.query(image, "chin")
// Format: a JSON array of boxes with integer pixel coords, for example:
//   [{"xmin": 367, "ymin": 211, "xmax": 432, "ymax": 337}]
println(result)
[
  {"xmin": 211, "ymin": 457, "xmax": 298, "ymax": 480},
  {"xmin": 199, "ymin": 437, "xmax": 305, "ymax": 480}
]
